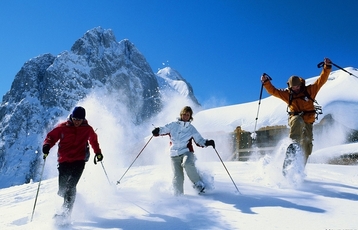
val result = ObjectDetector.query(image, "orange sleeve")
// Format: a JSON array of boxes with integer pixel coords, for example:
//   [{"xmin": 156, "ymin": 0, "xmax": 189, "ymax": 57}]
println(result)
[
  {"xmin": 308, "ymin": 65, "xmax": 332, "ymax": 99},
  {"xmin": 263, "ymin": 81, "xmax": 290, "ymax": 104}
]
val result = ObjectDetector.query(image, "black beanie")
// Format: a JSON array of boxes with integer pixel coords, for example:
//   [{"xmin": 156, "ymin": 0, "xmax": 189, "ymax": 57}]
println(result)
[{"xmin": 72, "ymin": 106, "xmax": 86, "ymax": 119}]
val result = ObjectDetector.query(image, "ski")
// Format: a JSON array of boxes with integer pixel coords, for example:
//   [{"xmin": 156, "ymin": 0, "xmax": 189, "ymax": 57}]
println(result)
[{"xmin": 282, "ymin": 142, "xmax": 304, "ymax": 177}]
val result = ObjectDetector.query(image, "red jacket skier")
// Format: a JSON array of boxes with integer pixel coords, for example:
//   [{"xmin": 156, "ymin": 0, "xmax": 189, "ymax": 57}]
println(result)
[
  {"xmin": 43, "ymin": 112, "xmax": 101, "ymax": 163},
  {"xmin": 42, "ymin": 106, "xmax": 103, "ymax": 220}
]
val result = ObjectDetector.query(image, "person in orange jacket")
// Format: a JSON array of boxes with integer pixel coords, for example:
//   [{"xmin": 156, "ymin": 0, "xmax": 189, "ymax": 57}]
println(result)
[
  {"xmin": 260, "ymin": 58, "xmax": 332, "ymax": 165},
  {"xmin": 42, "ymin": 106, "xmax": 103, "ymax": 219}
]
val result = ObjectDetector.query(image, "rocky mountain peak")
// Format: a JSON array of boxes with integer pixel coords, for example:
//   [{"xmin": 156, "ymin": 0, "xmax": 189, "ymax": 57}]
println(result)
[{"xmin": 0, "ymin": 27, "xmax": 199, "ymax": 189}]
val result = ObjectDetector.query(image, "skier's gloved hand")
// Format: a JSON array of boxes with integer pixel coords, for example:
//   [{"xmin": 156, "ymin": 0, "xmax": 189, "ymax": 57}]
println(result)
[
  {"xmin": 42, "ymin": 144, "xmax": 50, "ymax": 154},
  {"xmin": 205, "ymin": 140, "xmax": 215, "ymax": 149},
  {"xmin": 42, "ymin": 144, "xmax": 50, "ymax": 159},
  {"xmin": 261, "ymin": 74, "xmax": 270, "ymax": 83},
  {"xmin": 152, "ymin": 127, "xmax": 160, "ymax": 137},
  {"xmin": 94, "ymin": 152, "xmax": 103, "ymax": 164},
  {"xmin": 324, "ymin": 57, "xmax": 332, "ymax": 68}
]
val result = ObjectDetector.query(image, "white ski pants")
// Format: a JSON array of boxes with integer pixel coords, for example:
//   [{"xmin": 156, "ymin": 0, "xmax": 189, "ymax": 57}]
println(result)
[{"xmin": 171, "ymin": 152, "xmax": 201, "ymax": 195}]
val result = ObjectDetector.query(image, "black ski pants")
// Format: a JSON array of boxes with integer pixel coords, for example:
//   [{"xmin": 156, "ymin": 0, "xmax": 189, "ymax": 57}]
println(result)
[{"xmin": 57, "ymin": 160, "xmax": 85, "ymax": 214}]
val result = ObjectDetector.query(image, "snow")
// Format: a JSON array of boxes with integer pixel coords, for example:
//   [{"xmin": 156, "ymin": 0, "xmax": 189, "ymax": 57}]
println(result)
[
  {"xmin": 1, "ymin": 160, "xmax": 358, "ymax": 229},
  {"xmin": 1, "ymin": 67, "xmax": 358, "ymax": 229}
]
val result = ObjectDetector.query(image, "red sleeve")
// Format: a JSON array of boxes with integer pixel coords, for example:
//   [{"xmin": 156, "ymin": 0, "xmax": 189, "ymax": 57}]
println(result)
[
  {"xmin": 43, "ymin": 125, "xmax": 62, "ymax": 148},
  {"xmin": 88, "ymin": 128, "xmax": 101, "ymax": 154}
]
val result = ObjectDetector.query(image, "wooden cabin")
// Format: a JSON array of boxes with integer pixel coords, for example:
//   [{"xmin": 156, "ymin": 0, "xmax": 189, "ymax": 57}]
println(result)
[{"xmin": 230, "ymin": 114, "xmax": 358, "ymax": 164}]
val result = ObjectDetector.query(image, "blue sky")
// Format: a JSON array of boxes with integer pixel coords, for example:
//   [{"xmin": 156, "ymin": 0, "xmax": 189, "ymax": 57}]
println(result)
[{"xmin": 1, "ymin": 0, "xmax": 357, "ymax": 107}]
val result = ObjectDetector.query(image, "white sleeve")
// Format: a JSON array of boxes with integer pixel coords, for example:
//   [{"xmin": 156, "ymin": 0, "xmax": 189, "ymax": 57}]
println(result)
[
  {"xmin": 191, "ymin": 126, "xmax": 207, "ymax": 147},
  {"xmin": 159, "ymin": 122, "xmax": 174, "ymax": 135}
]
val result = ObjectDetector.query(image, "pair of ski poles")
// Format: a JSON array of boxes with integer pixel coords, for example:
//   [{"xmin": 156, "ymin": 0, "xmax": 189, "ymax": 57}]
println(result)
[
  {"xmin": 116, "ymin": 135, "xmax": 241, "ymax": 194},
  {"xmin": 254, "ymin": 60, "xmax": 357, "ymax": 136}
]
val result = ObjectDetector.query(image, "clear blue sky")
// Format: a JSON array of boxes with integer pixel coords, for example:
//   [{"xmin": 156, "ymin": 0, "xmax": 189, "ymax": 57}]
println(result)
[{"xmin": 1, "ymin": 0, "xmax": 357, "ymax": 107}]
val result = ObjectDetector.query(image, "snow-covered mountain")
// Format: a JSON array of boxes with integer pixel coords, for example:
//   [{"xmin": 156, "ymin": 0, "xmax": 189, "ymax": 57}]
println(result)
[
  {"xmin": 156, "ymin": 67, "xmax": 200, "ymax": 106},
  {"xmin": 0, "ymin": 27, "xmax": 199, "ymax": 189}
]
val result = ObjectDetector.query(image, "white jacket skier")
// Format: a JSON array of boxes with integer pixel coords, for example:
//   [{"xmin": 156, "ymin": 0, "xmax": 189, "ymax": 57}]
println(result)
[
  {"xmin": 159, "ymin": 119, "xmax": 207, "ymax": 157},
  {"xmin": 152, "ymin": 106, "xmax": 215, "ymax": 195}
]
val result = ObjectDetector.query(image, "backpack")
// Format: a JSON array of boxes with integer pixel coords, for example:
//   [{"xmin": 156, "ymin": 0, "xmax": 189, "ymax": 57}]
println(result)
[{"xmin": 287, "ymin": 78, "xmax": 322, "ymax": 120}]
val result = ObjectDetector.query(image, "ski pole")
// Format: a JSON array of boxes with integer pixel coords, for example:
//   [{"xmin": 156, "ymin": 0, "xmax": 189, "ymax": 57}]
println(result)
[
  {"xmin": 212, "ymin": 147, "xmax": 241, "ymax": 194},
  {"xmin": 317, "ymin": 61, "xmax": 358, "ymax": 78},
  {"xmin": 92, "ymin": 128, "xmax": 111, "ymax": 184},
  {"xmin": 30, "ymin": 158, "xmax": 46, "ymax": 222},
  {"xmin": 116, "ymin": 135, "xmax": 153, "ymax": 185},
  {"xmin": 93, "ymin": 152, "xmax": 111, "ymax": 184},
  {"xmin": 252, "ymin": 73, "xmax": 272, "ymax": 140},
  {"xmin": 100, "ymin": 161, "xmax": 111, "ymax": 185}
]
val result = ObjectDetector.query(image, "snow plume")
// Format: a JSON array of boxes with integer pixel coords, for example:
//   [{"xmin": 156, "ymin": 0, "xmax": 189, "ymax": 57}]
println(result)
[
  {"xmin": 310, "ymin": 117, "xmax": 355, "ymax": 164},
  {"xmin": 250, "ymin": 138, "xmax": 306, "ymax": 189},
  {"xmin": 89, "ymin": 89, "xmax": 213, "ymax": 192},
  {"xmin": 313, "ymin": 115, "xmax": 351, "ymax": 152},
  {"xmin": 41, "ymin": 91, "xmax": 170, "ymax": 203},
  {"xmin": 42, "ymin": 89, "xmax": 205, "ymax": 192}
]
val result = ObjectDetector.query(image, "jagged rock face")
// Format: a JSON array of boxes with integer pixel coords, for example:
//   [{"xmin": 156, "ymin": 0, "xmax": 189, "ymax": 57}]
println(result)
[
  {"xmin": 0, "ymin": 54, "xmax": 58, "ymax": 187},
  {"xmin": 0, "ymin": 27, "xmax": 176, "ymax": 188},
  {"xmin": 43, "ymin": 27, "xmax": 161, "ymax": 122}
]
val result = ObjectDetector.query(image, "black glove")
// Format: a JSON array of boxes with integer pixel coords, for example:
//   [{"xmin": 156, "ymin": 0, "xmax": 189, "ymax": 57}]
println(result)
[
  {"xmin": 152, "ymin": 127, "xmax": 160, "ymax": 136},
  {"xmin": 205, "ymin": 140, "xmax": 215, "ymax": 149},
  {"xmin": 42, "ymin": 144, "xmax": 50, "ymax": 159},
  {"xmin": 94, "ymin": 152, "xmax": 103, "ymax": 164}
]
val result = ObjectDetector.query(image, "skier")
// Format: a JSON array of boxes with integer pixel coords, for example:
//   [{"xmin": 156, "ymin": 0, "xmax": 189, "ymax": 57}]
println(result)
[
  {"xmin": 42, "ymin": 106, "xmax": 103, "ymax": 220},
  {"xmin": 152, "ymin": 106, "xmax": 215, "ymax": 195},
  {"xmin": 260, "ymin": 57, "xmax": 332, "ymax": 167}
]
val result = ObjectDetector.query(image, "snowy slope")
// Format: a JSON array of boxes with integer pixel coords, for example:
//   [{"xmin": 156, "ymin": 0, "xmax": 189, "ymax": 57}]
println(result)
[{"xmin": 1, "ymin": 160, "xmax": 357, "ymax": 230}]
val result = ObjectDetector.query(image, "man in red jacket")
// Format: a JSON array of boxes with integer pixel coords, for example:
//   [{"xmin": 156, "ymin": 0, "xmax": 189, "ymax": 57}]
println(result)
[{"xmin": 43, "ymin": 106, "xmax": 103, "ymax": 219}]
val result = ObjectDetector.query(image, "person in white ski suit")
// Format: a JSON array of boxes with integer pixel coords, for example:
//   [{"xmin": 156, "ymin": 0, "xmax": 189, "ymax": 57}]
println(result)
[{"xmin": 152, "ymin": 106, "xmax": 215, "ymax": 195}]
